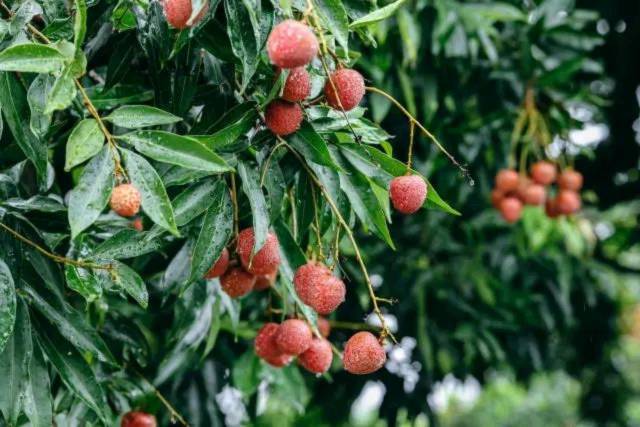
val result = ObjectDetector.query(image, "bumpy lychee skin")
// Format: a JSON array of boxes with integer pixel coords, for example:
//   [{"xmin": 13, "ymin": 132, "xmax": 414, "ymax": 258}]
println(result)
[
  {"xmin": 530, "ymin": 161, "xmax": 557, "ymax": 185},
  {"xmin": 110, "ymin": 183, "xmax": 141, "ymax": 217},
  {"xmin": 220, "ymin": 267, "xmax": 255, "ymax": 298},
  {"xmin": 495, "ymin": 169, "xmax": 519, "ymax": 192},
  {"xmin": 264, "ymin": 353, "xmax": 293, "ymax": 368},
  {"xmin": 162, "ymin": 0, "xmax": 208, "ymax": 29},
  {"xmin": 237, "ymin": 228, "xmax": 281, "ymax": 275},
  {"xmin": 121, "ymin": 411, "xmax": 157, "ymax": 427},
  {"xmin": 317, "ymin": 316, "xmax": 331, "ymax": 338},
  {"xmin": 309, "ymin": 275, "xmax": 346, "ymax": 315},
  {"xmin": 558, "ymin": 169, "xmax": 583, "ymax": 191},
  {"xmin": 499, "ymin": 197, "xmax": 523, "ymax": 223},
  {"xmin": 204, "ymin": 247, "xmax": 229, "ymax": 279},
  {"xmin": 523, "ymin": 184, "xmax": 546, "ymax": 206},
  {"xmin": 343, "ymin": 331, "xmax": 386, "ymax": 375},
  {"xmin": 267, "ymin": 20, "xmax": 319, "ymax": 69},
  {"xmin": 275, "ymin": 319, "xmax": 312, "ymax": 355},
  {"xmin": 265, "ymin": 100, "xmax": 303, "ymax": 136},
  {"xmin": 324, "ymin": 69, "xmax": 365, "ymax": 111},
  {"xmin": 282, "ymin": 67, "xmax": 311, "ymax": 102},
  {"xmin": 255, "ymin": 322, "xmax": 282, "ymax": 360},
  {"xmin": 254, "ymin": 271, "xmax": 277, "ymax": 291},
  {"xmin": 556, "ymin": 190, "xmax": 581, "ymax": 215},
  {"xmin": 389, "ymin": 175, "xmax": 428, "ymax": 214},
  {"xmin": 294, "ymin": 262, "xmax": 332, "ymax": 305},
  {"xmin": 299, "ymin": 338, "xmax": 333, "ymax": 374}
]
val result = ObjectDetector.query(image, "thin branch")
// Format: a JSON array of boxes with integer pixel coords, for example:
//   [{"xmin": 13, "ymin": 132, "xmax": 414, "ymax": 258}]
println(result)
[{"xmin": 134, "ymin": 369, "xmax": 189, "ymax": 426}]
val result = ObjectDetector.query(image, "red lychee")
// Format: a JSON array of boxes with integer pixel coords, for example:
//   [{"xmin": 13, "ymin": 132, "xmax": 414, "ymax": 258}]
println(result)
[
  {"xmin": 343, "ymin": 331, "xmax": 386, "ymax": 375},
  {"xmin": 491, "ymin": 189, "xmax": 505, "ymax": 209},
  {"xmin": 264, "ymin": 100, "xmax": 303, "ymax": 136},
  {"xmin": 281, "ymin": 67, "xmax": 311, "ymax": 102},
  {"xmin": 220, "ymin": 267, "xmax": 255, "ymax": 298},
  {"xmin": 545, "ymin": 198, "xmax": 560, "ymax": 218},
  {"xmin": 204, "ymin": 247, "xmax": 229, "ymax": 279},
  {"xmin": 121, "ymin": 411, "xmax": 157, "ymax": 427},
  {"xmin": 254, "ymin": 322, "xmax": 282, "ymax": 360},
  {"xmin": 294, "ymin": 262, "xmax": 332, "ymax": 305},
  {"xmin": 131, "ymin": 218, "xmax": 143, "ymax": 231},
  {"xmin": 495, "ymin": 169, "xmax": 519, "ymax": 193},
  {"xmin": 324, "ymin": 69, "xmax": 365, "ymax": 111},
  {"xmin": 389, "ymin": 175, "xmax": 428, "ymax": 215},
  {"xmin": 317, "ymin": 316, "xmax": 331, "ymax": 338},
  {"xmin": 299, "ymin": 338, "xmax": 333, "ymax": 374},
  {"xmin": 110, "ymin": 183, "xmax": 141, "ymax": 217},
  {"xmin": 499, "ymin": 197, "xmax": 523, "ymax": 223},
  {"xmin": 267, "ymin": 20, "xmax": 319, "ymax": 69},
  {"xmin": 275, "ymin": 319, "xmax": 312, "ymax": 355},
  {"xmin": 308, "ymin": 275, "xmax": 346, "ymax": 315},
  {"xmin": 523, "ymin": 184, "xmax": 546, "ymax": 205},
  {"xmin": 264, "ymin": 353, "xmax": 293, "ymax": 368},
  {"xmin": 530, "ymin": 161, "xmax": 557, "ymax": 185},
  {"xmin": 162, "ymin": 0, "xmax": 208, "ymax": 30},
  {"xmin": 558, "ymin": 169, "xmax": 583, "ymax": 191},
  {"xmin": 556, "ymin": 190, "xmax": 581, "ymax": 215},
  {"xmin": 254, "ymin": 271, "xmax": 277, "ymax": 291},
  {"xmin": 237, "ymin": 228, "xmax": 281, "ymax": 275}
]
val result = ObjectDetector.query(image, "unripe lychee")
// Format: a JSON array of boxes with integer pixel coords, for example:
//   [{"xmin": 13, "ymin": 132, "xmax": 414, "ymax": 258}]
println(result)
[
  {"xmin": 204, "ymin": 247, "xmax": 229, "ymax": 279},
  {"xmin": 299, "ymin": 338, "xmax": 333, "ymax": 374},
  {"xmin": 495, "ymin": 169, "xmax": 519, "ymax": 192},
  {"xmin": 264, "ymin": 100, "xmax": 303, "ymax": 136},
  {"xmin": 324, "ymin": 69, "xmax": 365, "ymax": 111},
  {"xmin": 317, "ymin": 316, "xmax": 331, "ymax": 338},
  {"xmin": 267, "ymin": 20, "xmax": 318, "ymax": 69},
  {"xmin": 264, "ymin": 353, "xmax": 293, "ymax": 368},
  {"xmin": 275, "ymin": 319, "xmax": 312, "ymax": 355},
  {"xmin": 389, "ymin": 175, "xmax": 428, "ymax": 214},
  {"xmin": 294, "ymin": 262, "xmax": 332, "ymax": 304},
  {"xmin": 237, "ymin": 228, "xmax": 281, "ymax": 275},
  {"xmin": 121, "ymin": 411, "xmax": 157, "ymax": 427},
  {"xmin": 254, "ymin": 271, "xmax": 277, "ymax": 291},
  {"xmin": 343, "ymin": 331, "xmax": 386, "ymax": 375},
  {"xmin": 254, "ymin": 322, "xmax": 282, "ymax": 360},
  {"xmin": 530, "ymin": 161, "xmax": 557, "ymax": 185},
  {"xmin": 308, "ymin": 275, "xmax": 346, "ymax": 315},
  {"xmin": 281, "ymin": 67, "xmax": 311, "ymax": 102},
  {"xmin": 523, "ymin": 184, "xmax": 546, "ymax": 205},
  {"xmin": 162, "ymin": 0, "xmax": 208, "ymax": 30},
  {"xmin": 558, "ymin": 169, "xmax": 583, "ymax": 191},
  {"xmin": 220, "ymin": 267, "xmax": 255, "ymax": 298},
  {"xmin": 110, "ymin": 183, "xmax": 141, "ymax": 217},
  {"xmin": 556, "ymin": 190, "xmax": 581, "ymax": 215},
  {"xmin": 491, "ymin": 189, "xmax": 504, "ymax": 209},
  {"xmin": 499, "ymin": 197, "xmax": 523, "ymax": 223}
]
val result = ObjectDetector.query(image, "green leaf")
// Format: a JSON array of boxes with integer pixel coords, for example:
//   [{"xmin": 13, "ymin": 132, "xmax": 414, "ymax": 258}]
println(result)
[
  {"xmin": 22, "ymin": 283, "xmax": 117, "ymax": 365},
  {"xmin": 122, "ymin": 148, "xmax": 179, "ymax": 235},
  {"xmin": 349, "ymin": 0, "xmax": 406, "ymax": 28},
  {"xmin": 537, "ymin": 57, "xmax": 584, "ymax": 87},
  {"xmin": 27, "ymin": 74, "xmax": 54, "ymax": 138},
  {"xmin": 237, "ymin": 161, "xmax": 269, "ymax": 253},
  {"xmin": 64, "ymin": 265, "xmax": 102, "ymax": 302},
  {"xmin": 0, "ymin": 259, "xmax": 16, "ymax": 353},
  {"xmin": 92, "ymin": 229, "xmax": 165, "ymax": 260},
  {"xmin": 73, "ymin": 0, "xmax": 87, "ymax": 51},
  {"xmin": 2, "ymin": 196, "xmax": 65, "ymax": 213},
  {"xmin": 22, "ymin": 346, "xmax": 53, "ymax": 427},
  {"xmin": 173, "ymin": 179, "xmax": 220, "ymax": 226},
  {"xmin": 224, "ymin": 0, "xmax": 261, "ymax": 90},
  {"xmin": 68, "ymin": 145, "xmax": 115, "ymax": 237},
  {"xmin": 0, "ymin": 300, "xmax": 32, "ymax": 425},
  {"xmin": 189, "ymin": 180, "xmax": 233, "ymax": 282},
  {"xmin": 64, "ymin": 119, "xmax": 105, "ymax": 171},
  {"xmin": 105, "ymin": 105, "xmax": 182, "ymax": 128},
  {"xmin": 0, "ymin": 72, "xmax": 48, "ymax": 184},
  {"xmin": 193, "ymin": 113, "xmax": 256, "ymax": 151},
  {"xmin": 316, "ymin": 0, "xmax": 350, "ymax": 52},
  {"xmin": 44, "ymin": 66, "xmax": 77, "ymax": 114},
  {"xmin": 119, "ymin": 130, "xmax": 231, "ymax": 173},
  {"xmin": 232, "ymin": 350, "xmax": 264, "ymax": 395},
  {"xmin": 288, "ymin": 121, "xmax": 339, "ymax": 170},
  {"xmin": 111, "ymin": 261, "xmax": 149, "ymax": 308},
  {"xmin": 0, "ymin": 44, "xmax": 65, "ymax": 73}
]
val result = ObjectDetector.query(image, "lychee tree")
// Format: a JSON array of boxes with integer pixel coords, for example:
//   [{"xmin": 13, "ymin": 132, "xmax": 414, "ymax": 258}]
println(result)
[{"xmin": 0, "ymin": 0, "xmax": 465, "ymax": 425}]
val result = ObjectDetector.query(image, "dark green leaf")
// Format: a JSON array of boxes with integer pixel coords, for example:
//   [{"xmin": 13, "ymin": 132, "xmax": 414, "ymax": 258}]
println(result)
[
  {"xmin": 0, "ymin": 259, "xmax": 16, "ymax": 353},
  {"xmin": 224, "ymin": 0, "xmax": 261, "ymax": 90},
  {"xmin": 73, "ymin": 0, "xmax": 87, "ymax": 50},
  {"xmin": 238, "ymin": 161, "xmax": 269, "ymax": 252},
  {"xmin": 111, "ymin": 261, "xmax": 149, "ymax": 308},
  {"xmin": 288, "ymin": 121, "xmax": 339, "ymax": 170},
  {"xmin": 0, "ymin": 44, "xmax": 65, "ymax": 73},
  {"xmin": 64, "ymin": 265, "xmax": 102, "ymax": 302},
  {"xmin": 64, "ymin": 119, "xmax": 105, "ymax": 171},
  {"xmin": 105, "ymin": 105, "xmax": 182, "ymax": 128},
  {"xmin": 316, "ymin": 0, "xmax": 349, "ymax": 52},
  {"xmin": 173, "ymin": 179, "xmax": 220, "ymax": 226},
  {"xmin": 22, "ymin": 345, "xmax": 52, "ymax": 427},
  {"xmin": 349, "ymin": 0, "xmax": 406, "ymax": 28},
  {"xmin": 92, "ymin": 228, "xmax": 165, "ymax": 260}
]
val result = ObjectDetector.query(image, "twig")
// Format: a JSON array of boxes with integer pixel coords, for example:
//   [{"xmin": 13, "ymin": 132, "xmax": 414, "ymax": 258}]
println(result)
[{"xmin": 134, "ymin": 369, "xmax": 189, "ymax": 426}]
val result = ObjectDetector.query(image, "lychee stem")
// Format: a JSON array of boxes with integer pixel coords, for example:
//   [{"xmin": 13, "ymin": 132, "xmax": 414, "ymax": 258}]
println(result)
[
  {"xmin": 310, "ymin": 186, "xmax": 324, "ymax": 259},
  {"xmin": 406, "ymin": 121, "xmax": 416, "ymax": 172}
]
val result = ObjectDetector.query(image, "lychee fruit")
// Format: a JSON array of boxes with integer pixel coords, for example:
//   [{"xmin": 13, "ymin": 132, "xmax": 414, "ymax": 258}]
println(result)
[
  {"xmin": 162, "ymin": 0, "xmax": 208, "ymax": 30},
  {"xmin": 237, "ymin": 228, "xmax": 281, "ymax": 275},
  {"xmin": 556, "ymin": 190, "xmax": 581, "ymax": 215},
  {"xmin": 294, "ymin": 262, "xmax": 332, "ymax": 304},
  {"xmin": 254, "ymin": 322, "xmax": 282, "ymax": 360},
  {"xmin": 389, "ymin": 175, "xmax": 428, "ymax": 214},
  {"xmin": 264, "ymin": 100, "xmax": 303, "ymax": 136},
  {"xmin": 254, "ymin": 271, "xmax": 277, "ymax": 291},
  {"xmin": 317, "ymin": 316, "xmax": 331, "ymax": 338},
  {"xmin": 491, "ymin": 189, "xmax": 504, "ymax": 209},
  {"xmin": 324, "ymin": 69, "xmax": 365, "ymax": 111},
  {"xmin": 530, "ymin": 161, "xmax": 557, "ymax": 185},
  {"xmin": 545, "ymin": 198, "xmax": 560, "ymax": 218},
  {"xmin": 281, "ymin": 67, "xmax": 311, "ymax": 102},
  {"xmin": 309, "ymin": 275, "xmax": 346, "ymax": 315},
  {"xmin": 343, "ymin": 331, "xmax": 386, "ymax": 375},
  {"xmin": 204, "ymin": 247, "xmax": 229, "ymax": 279},
  {"xmin": 558, "ymin": 169, "xmax": 583, "ymax": 191},
  {"xmin": 121, "ymin": 411, "xmax": 157, "ymax": 427},
  {"xmin": 267, "ymin": 20, "xmax": 318, "ymax": 69},
  {"xmin": 275, "ymin": 319, "xmax": 312, "ymax": 355},
  {"xmin": 264, "ymin": 353, "xmax": 293, "ymax": 368},
  {"xmin": 523, "ymin": 184, "xmax": 546, "ymax": 205},
  {"xmin": 495, "ymin": 169, "xmax": 519, "ymax": 192},
  {"xmin": 299, "ymin": 338, "xmax": 333, "ymax": 374},
  {"xmin": 110, "ymin": 183, "xmax": 141, "ymax": 217},
  {"xmin": 220, "ymin": 267, "xmax": 255, "ymax": 298},
  {"xmin": 499, "ymin": 197, "xmax": 523, "ymax": 223},
  {"xmin": 131, "ymin": 218, "xmax": 143, "ymax": 231}
]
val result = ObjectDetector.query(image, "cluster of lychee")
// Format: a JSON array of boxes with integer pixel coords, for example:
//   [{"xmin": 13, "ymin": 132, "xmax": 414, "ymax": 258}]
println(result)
[{"xmin": 492, "ymin": 161, "xmax": 583, "ymax": 223}]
